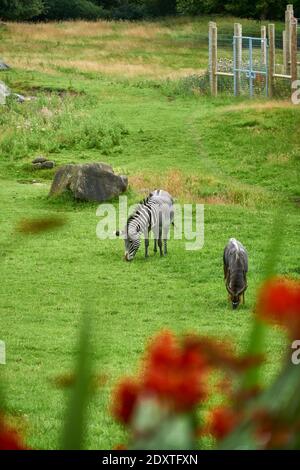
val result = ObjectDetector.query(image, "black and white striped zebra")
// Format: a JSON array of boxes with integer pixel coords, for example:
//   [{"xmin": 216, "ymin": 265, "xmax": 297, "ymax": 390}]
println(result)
[{"xmin": 116, "ymin": 190, "xmax": 174, "ymax": 262}]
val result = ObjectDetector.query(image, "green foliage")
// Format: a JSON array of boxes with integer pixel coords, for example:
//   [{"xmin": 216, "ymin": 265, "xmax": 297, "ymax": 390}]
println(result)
[
  {"xmin": 176, "ymin": 0, "xmax": 223, "ymax": 15},
  {"xmin": 61, "ymin": 313, "xmax": 93, "ymax": 450},
  {"xmin": 1, "ymin": 0, "xmax": 299, "ymax": 20},
  {"xmin": 0, "ymin": 96, "xmax": 127, "ymax": 160},
  {"xmin": 146, "ymin": 0, "xmax": 177, "ymax": 16},
  {"xmin": 41, "ymin": 0, "xmax": 105, "ymax": 20},
  {"xmin": 0, "ymin": 0, "xmax": 44, "ymax": 20},
  {"xmin": 177, "ymin": 0, "xmax": 300, "ymax": 19}
]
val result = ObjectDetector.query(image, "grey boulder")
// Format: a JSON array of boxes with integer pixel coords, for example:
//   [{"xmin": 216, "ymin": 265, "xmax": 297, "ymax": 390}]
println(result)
[{"xmin": 49, "ymin": 163, "xmax": 128, "ymax": 202}]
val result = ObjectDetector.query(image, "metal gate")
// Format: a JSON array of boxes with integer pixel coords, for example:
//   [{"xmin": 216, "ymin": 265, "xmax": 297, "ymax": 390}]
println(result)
[{"xmin": 233, "ymin": 36, "xmax": 268, "ymax": 98}]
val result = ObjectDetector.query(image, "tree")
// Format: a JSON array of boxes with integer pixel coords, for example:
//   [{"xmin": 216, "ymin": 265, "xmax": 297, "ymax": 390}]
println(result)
[
  {"xmin": 176, "ymin": 0, "xmax": 224, "ymax": 15},
  {"xmin": 0, "ymin": 0, "xmax": 45, "ymax": 20},
  {"xmin": 146, "ymin": 0, "xmax": 177, "ymax": 16},
  {"xmin": 41, "ymin": 0, "xmax": 105, "ymax": 20}
]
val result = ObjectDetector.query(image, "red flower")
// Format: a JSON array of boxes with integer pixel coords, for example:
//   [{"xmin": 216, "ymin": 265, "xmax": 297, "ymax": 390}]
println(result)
[
  {"xmin": 257, "ymin": 277, "xmax": 300, "ymax": 337},
  {"xmin": 0, "ymin": 419, "xmax": 27, "ymax": 450},
  {"xmin": 112, "ymin": 379, "xmax": 140, "ymax": 425},
  {"xmin": 143, "ymin": 332, "xmax": 208, "ymax": 411},
  {"xmin": 209, "ymin": 407, "xmax": 239, "ymax": 440},
  {"xmin": 112, "ymin": 332, "xmax": 209, "ymax": 426}
]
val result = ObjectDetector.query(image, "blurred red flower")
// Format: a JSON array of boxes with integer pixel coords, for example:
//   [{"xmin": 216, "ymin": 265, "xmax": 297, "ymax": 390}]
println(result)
[
  {"xmin": 209, "ymin": 407, "xmax": 239, "ymax": 440},
  {"xmin": 143, "ymin": 332, "xmax": 208, "ymax": 411},
  {"xmin": 257, "ymin": 277, "xmax": 300, "ymax": 337},
  {"xmin": 0, "ymin": 418, "xmax": 27, "ymax": 450},
  {"xmin": 113, "ymin": 332, "xmax": 209, "ymax": 426},
  {"xmin": 112, "ymin": 379, "xmax": 140, "ymax": 425}
]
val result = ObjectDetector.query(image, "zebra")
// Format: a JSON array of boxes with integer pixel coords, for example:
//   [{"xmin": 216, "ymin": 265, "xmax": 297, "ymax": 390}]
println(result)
[
  {"xmin": 116, "ymin": 190, "xmax": 174, "ymax": 262},
  {"xmin": 223, "ymin": 238, "xmax": 248, "ymax": 310}
]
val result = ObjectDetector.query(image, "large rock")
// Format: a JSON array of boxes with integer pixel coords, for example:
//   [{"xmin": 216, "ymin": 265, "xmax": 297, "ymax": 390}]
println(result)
[{"xmin": 49, "ymin": 163, "xmax": 128, "ymax": 202}]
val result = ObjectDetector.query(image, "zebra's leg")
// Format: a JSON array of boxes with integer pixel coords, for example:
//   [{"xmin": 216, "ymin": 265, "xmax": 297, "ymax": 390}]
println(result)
[
  {"xmin": 158, "ymin": 238, "xmax": 163, "ymax": 257},
  {"xmin": 163, "ymin": 228, "xmax": 169, "ymax": 256},
  {"xmin": 154, "ymin": 239, "xmax": 158, "ymax": 253},
  {"xmin": 145, "ymin": 237, "xmax": 150, "ymax": 258},
  {"xmin": 158, "ymin": 212, "xmax": 163, "ymax": 257}
]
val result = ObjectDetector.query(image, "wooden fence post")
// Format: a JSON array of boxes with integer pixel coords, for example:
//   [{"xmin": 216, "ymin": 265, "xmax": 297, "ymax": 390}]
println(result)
[
  {"xmin": 209, "ymin": 21, "xmax": 215, "ymax": 77},
  {"xmin": 261, "ymin": 25, "xmax": 267, "ymax": 67},
  {"xmin": 210, "ymin": 23, "xmax": 218, "ymax": 97},
  {"xmin": 291, "ymin": 17, "xmax": 298, "ymax": 88},
  {"xmin": 268, "ymin": 24, "xmax": 275, "ymax": 97},
  {"xmin": 285, "ymin": 4, "xmax": 294, "ymax": 74},
  {"xmin": 283, "ymin": 30, "xmax": 288, "ymax": 73},
  {"xmin": 234, "ymin": 23, "xmax": 242, "ymax": 96}
]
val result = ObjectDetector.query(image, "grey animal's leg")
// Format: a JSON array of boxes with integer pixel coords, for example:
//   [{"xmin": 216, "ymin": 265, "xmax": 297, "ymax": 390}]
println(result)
[{"xmin": 145, "ymin": 237, "xmax": 150, "ymax": 258}]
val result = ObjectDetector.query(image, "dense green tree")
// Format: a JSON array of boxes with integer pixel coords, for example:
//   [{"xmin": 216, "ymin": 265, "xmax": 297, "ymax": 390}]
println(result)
[
  {"xmin": 176, "ymin": 0, "xmax": 225, "ymax": 15},
  {"xmin": 0, "ymin": 0, "xmax": 299, "ymax": 21},
  {"xmin": 146, "ymin": 0, "xmax": 177, "ymax": 16},
  {"xmin": 41, "ymin": 0, "xmax": 105, "ymax": 20},
  {"xmin": 176, "ymin": 0, "xmax": 300, "ymax": 19},
  {"xmin": 0, "ymin": 0, "xmax": 45, "ymax": 20}
]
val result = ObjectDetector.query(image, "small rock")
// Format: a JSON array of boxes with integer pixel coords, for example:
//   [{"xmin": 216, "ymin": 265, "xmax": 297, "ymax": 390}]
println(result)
[
  {"xmin": 0, "ymin": 61, "xmax": 10, "ymax": 71},
  {"xmin": 32, "ymin": 156, "xmax": 48, "ymax": 164},
  {"xmin": 33, "ymin": 161, "xmax": 56, "ymax": 170},
  {"xmin": 13, "ymin": 93, "xmax": 35, "ymax": 103},
  {"xmin": 14, "ymin": 93, "xmax": 26, "ymax": 103}
]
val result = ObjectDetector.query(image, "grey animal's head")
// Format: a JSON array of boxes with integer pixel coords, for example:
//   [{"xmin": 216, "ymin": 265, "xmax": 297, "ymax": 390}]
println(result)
[
  {"xmin": 227, "ymin": 288, "xmax": 242, "ymax": 310},
  {"xmin": 116, "ymin": 221, "xmax": 141, "ymax": 262},
  {"xmin": 226, "ymin": 278, "xmax": 247, "ymax": 310}
]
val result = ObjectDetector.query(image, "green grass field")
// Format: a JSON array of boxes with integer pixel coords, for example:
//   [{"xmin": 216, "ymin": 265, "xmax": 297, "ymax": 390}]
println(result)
[{"xmin": 0, "ymin": 17, "xmax": 300, "ymax": 450}]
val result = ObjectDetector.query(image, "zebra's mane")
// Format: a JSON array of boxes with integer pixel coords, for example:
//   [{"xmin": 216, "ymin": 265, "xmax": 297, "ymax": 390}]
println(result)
[
  {"xmin": 126, "ymin": 196, "xmax": 150, "ymax": 228},
  {"xmin": 126, "ymin": 195, "xmax": 159, "ymax": 234}
]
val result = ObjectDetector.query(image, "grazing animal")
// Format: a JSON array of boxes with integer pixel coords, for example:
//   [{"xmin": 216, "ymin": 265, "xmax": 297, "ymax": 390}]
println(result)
[
  {"xmin": 116, "ymin": 190, "xmax": 174, "ymax": 262},
  {"xmin": 223, "ymin": 238, "xmax": 248, "ymax": 310}
]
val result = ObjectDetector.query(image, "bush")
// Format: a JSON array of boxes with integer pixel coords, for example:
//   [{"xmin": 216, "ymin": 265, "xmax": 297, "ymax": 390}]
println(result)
[
  {"xmin": 0, "ymin": 0, "xmax": 44, "ymax": 20},
  {"xmin": 41, "ymin": 0, "xmax": 105, "ymax": 21},
  {"xmin": 0, "ymin": 95, "xmax": 128, "ymax": 160},
  {"xmin": 109, "ymin": 2, "xmax": 148, "ymax": 20}
]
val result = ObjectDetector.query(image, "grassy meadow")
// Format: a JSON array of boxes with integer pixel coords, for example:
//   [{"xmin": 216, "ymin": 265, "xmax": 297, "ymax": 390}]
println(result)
[{"xmin": 0, "ymin": 17, "xmax": 300, "ymax": 450}]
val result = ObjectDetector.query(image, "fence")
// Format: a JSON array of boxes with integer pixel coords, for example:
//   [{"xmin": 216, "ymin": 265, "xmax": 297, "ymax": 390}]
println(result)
[{"xmin": 209, "ymin": 4, "xmax": 299, "ymax": 98}]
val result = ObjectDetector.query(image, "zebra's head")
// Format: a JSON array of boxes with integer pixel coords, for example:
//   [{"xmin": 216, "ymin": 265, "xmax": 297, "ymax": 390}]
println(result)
[{"xmin": 116, "ymin": 219, "xmax": 141, "ymax": 262}]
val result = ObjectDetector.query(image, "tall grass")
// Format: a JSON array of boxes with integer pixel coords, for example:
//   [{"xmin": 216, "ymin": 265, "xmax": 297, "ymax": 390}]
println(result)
[{"xmin": 0, "ymin": 95, "xmax": 128, "ymax": 160}]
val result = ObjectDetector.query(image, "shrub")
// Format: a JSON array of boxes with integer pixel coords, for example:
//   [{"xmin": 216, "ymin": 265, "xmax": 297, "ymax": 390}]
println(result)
[
  {"xmin": 0, "ymin": 95, "xmax": 128, "ymax": 160},
  {"xmin": 0, "ymin": 0, "xmax": 44, "ymax": 20},
  {"xmin": 41, "ymin": 0, "xmax": 105, "ymax": 20}
]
